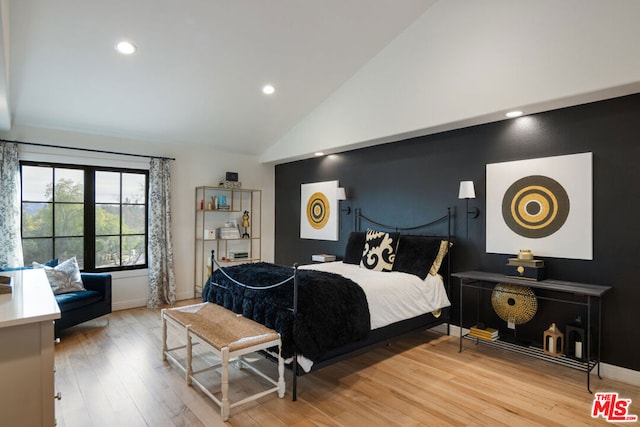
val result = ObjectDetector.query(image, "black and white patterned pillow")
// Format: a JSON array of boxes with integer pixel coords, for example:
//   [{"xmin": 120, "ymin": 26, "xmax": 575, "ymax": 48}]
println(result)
[{"xmin": 360, "ymin": 228, "xmax": 399, "ymax": 272}]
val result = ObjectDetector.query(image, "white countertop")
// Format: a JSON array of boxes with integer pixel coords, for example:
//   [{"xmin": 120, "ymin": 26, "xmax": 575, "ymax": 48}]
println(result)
[{"xmin": 0, "ymin": 269, "xmax": 61, "ymax": 328}]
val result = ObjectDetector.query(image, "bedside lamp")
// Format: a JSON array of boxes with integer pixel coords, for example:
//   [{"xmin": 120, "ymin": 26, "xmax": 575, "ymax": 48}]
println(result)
[
  {"xmin": 458, "ymin": 181, "xmax": 479, "ymax": 237},
  {"xmin": 337, "ymin": 187, "xmax": 351, "ymax": 215}
]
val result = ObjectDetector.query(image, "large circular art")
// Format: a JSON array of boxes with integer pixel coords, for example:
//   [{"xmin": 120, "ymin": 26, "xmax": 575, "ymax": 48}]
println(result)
[
  {"xmin": 306, "ymin": 192, "xmax": 330, "ymax": 230},
  {"xmin": 501, "ymin": 175, "xmax": 570, "ymax": 239},
  {"xmin": 491, "ymin": 283, "xmax": 538, "ymax": 324}
]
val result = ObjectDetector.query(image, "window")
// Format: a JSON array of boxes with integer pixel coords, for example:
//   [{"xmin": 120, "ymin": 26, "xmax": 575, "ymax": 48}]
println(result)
[{"xmin": 20, "ymin": 162, "xmax": 148, "ymax": 271}]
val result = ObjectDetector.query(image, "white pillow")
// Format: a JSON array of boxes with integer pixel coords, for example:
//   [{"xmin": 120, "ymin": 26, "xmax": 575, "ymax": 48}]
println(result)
[{"xmin": 33, "ymin": 256, "xmax": 85, "ymax": 294}]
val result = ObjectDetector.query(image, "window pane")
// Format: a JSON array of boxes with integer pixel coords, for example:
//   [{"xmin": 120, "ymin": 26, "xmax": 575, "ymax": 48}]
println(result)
[
  {"xmin": 96, "ymin": 236, "xmax": 120, "ymax": 268},
  {"xmin": 55, "ymin": 237, "xmax": 84, "ymax": 269},
  {"xmin": 122, "ymin": 205, "xmax": 145, "ymax": 234},
  {"xmin": 22, "ymin": 202, "xmax": 52, "ymax": 238},
  {"xmin": 21, "ymin": 162, "xmax": 147, "ymax": 272},
  {"xmin": 122, "ymin": 173, "xmax": 146, "ymax": 204},
  {"xmin": 54, "ymin": 203, "xmax": 84, "ymax": 236},
  {"xmin": 123, "ymin": 235, "xmax": 145, "ymax": 266},
  {"xmin": 22, "ymin": 166, "xmax": 52, "ymax": 201},
  {"xmin": 22, "ymin": 238, "xmax": 53, "ymax": 265},
  {"xmin": 95, "ymin": 171, "xmax": 120, "ymax": 203},
  {"xmin": 55, "ymin": 169, "xmax": 84, "ymax": 202},
  {"xmin": 96, "ymin": 204, "xmax": 120, "ymax": 235}
]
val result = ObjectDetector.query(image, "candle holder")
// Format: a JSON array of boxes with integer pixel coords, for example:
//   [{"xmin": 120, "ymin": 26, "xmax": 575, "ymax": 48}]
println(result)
[
  {"xmin": 565, "ymin": 316, "xmax": 587, "ymax": 361},
  {"xmin": 543, "ymin": 323, "xmax": 564, "ymax": 357}
]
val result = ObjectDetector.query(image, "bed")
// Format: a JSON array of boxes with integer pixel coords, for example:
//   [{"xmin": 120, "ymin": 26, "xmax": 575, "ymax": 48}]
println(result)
[{"xmin": 201, "ymin": 208, "xmax": 452, "ymax": 400}]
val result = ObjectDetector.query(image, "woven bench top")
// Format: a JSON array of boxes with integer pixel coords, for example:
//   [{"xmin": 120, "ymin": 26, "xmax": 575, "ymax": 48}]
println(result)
[{"xmin": 164, "ymin": 303, "xmax": 280, "ymax": 352}]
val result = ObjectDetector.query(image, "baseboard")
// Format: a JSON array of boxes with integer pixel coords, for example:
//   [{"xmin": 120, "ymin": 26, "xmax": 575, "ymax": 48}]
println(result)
[
  {"xmin": 599, "ymin": 363, "xmax": 640, "ymax": 387},
  {"xmin": 112, "ymin": 298, "xmax": 148, "ymax": 311},
  {"xmin": 437, "ymin": 324, "xmax": 640, "ymax": 387}
]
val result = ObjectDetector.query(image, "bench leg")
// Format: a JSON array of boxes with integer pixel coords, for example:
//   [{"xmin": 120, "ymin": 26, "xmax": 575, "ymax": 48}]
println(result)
[
  {"xmin": 186, "ymin": 326, "xmax": 193, "ymax": 385},
  {"xmin": 277, "ymin": 342, "xmax": 285, "ymax": 398},
  {"xmin": 221, "ymin": 347, "xmax": 230, "ymax": 421},
  {"xmin": 161, "ymin": 309, "xmax": 167, "ymax": 361}
]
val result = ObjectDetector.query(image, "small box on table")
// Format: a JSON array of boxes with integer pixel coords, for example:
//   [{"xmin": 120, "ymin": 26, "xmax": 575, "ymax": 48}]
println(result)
[{"xmin": 505, "ymin": 258, "xmax": 545, "ymax": 281}]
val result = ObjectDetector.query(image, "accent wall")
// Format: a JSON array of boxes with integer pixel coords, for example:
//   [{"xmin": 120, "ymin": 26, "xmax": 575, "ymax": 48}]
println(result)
[{"xmin": 274, "ymin": 93, "xmax": 640, "ymax": 372}]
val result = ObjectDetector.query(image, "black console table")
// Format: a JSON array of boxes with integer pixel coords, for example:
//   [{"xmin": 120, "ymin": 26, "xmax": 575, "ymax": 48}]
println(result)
[{"xmin": 452, "ymin": 271, "xmax": 611, "ymax": 392}]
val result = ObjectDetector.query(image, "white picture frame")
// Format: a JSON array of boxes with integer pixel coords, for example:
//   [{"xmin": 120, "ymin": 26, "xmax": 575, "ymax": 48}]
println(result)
[
  {"xmin": 486, "ymin": 152, "xmax": 592, "ymax": 260},
  {"xmin": 300, "ymin": 180, "xmax": 339, "ymax": 241}
]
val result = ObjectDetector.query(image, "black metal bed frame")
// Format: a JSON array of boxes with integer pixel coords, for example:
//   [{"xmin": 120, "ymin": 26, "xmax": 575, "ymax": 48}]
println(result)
[{"xmin": 290, "ymin": 207, "xmax": 453, "ymax": 400}]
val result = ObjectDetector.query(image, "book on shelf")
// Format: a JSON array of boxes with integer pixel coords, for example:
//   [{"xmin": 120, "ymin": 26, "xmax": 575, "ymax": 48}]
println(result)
[
  {"xmin": 0, "ymin": 276, "xmax": 12, "ymax": 294},
  {"xmin": 229, "ymin": 251, "xmax": 249, "ymax": 260},
  {"xmin": 469, "ymin": 325, "xmax": 499, "ymax": 341},
  {"xmin": 216, "ymin": 227, "xmax": 241, "ymax": 239}
]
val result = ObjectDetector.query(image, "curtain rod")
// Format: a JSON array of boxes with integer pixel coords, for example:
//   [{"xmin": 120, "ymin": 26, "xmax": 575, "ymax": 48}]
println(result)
[{"xmin": 1, "ymin": 139, "xmax": 176, "ymax": 161}]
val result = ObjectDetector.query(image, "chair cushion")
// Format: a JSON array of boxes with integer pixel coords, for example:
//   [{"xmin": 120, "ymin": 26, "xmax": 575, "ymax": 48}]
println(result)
[{"xmin": 55, "ymin": 290, "xmax": 102, "ymax": 312}]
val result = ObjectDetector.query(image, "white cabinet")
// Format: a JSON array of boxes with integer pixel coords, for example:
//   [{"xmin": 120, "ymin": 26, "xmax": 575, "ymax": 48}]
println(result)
[
  {"xmin": 194, "ymin": 186, "xmax": 261, "ymax": 296},
  {"xmin": 0, "ymin": 269, "xmax": 60, "ymax": 427}
]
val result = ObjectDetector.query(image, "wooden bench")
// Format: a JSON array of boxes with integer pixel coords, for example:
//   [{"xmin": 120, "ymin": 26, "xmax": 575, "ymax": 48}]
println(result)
[{"xmin": 161, "ymin": 303, "xmax": 285, "ymax": 421}]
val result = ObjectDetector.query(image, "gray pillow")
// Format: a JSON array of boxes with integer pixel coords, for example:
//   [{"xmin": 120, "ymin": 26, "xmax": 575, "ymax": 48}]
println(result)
[{"xmin": 33, "ymin": 256, "xmax": 85, "ymax": 294}]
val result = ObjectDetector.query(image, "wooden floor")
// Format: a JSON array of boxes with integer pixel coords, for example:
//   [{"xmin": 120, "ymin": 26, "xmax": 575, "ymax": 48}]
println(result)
[{"xmin": 54, "ymin": 300, "xmax": 639, "ymax": 426}]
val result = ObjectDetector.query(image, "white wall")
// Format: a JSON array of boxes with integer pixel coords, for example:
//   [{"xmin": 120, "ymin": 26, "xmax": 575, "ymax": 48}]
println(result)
[
  {"xmin": 262, "ymin": 0, "xmax": 640, "ymax": 164},
  {"xmin": 3, "ymin": 125, "xmax": 275, "ymax": 310}
]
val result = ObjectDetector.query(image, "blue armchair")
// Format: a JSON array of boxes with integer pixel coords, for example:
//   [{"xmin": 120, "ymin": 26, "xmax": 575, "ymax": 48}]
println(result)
[
  {"xmin": 54, "ymin": 273, "xmax": 112, "ymax": 335},
  {"xmin": 0, "ymin": 264, "xmax": 112, "ymax": 335}
]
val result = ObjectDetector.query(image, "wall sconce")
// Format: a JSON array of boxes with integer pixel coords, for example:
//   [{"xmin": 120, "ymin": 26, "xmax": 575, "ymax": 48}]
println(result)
[
  {"xmin": 458, "ymin": 180, "xmax": 479, "ymax": 237},
  {"xmin": 337, "ymin": 187, "xmax": 351, "ymax": 215}
]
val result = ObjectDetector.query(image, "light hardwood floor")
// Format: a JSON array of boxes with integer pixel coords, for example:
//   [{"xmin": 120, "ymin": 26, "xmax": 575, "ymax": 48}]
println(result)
[{"xmin": 54, "ymin": 300, "xmax": 639, "ymax": 426}]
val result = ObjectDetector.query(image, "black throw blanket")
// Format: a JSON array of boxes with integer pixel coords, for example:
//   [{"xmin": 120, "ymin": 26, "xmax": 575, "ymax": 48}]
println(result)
[{"xmin": 201, "ymin": 262, "xmax": 370, "ymax": 362}]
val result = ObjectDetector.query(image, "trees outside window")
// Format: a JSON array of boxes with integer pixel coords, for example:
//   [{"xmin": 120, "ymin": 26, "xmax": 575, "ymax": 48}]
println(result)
[{"xmin": 21, "ymin": 162, "xmax": 148, "ymax": 271}]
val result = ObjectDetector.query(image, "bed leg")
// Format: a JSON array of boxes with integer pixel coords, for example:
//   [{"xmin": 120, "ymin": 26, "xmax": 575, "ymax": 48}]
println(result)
[{"xmin": 292, "ymin": 353, "xmax": 298, "ymax": 401}]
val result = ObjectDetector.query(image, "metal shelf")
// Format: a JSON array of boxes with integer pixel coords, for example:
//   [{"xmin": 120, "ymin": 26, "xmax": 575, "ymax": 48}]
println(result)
[{"xmin": 462, "ymin": 335, "xmax": 597, "ymax": 372}]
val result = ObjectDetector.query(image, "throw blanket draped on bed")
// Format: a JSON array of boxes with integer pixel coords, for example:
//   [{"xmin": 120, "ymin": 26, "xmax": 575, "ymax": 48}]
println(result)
[{"xmin": 201, "ymin": 262, "xmax": 370, "ymax": 362}]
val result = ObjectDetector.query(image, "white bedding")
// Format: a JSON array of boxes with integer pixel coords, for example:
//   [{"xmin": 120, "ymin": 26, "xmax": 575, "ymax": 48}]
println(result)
[{"xmin": 299, "ymin": 261, "xmax": 451, "ymax": 330}]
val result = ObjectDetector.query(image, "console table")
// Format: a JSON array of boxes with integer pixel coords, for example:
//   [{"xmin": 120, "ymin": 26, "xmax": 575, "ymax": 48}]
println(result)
[{"xmin": 452, "ymin": 271, "xmax": 611, "ymax": 392}]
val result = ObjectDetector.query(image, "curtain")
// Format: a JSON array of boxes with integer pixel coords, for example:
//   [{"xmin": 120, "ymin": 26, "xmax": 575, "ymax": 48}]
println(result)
[
  {"xmin": 0, "ymin": 142, "xmax": 24, "ymax": 266},
  {"xmin": 147, "ymin": 158, "xmax": 176, "ymax": 308}
]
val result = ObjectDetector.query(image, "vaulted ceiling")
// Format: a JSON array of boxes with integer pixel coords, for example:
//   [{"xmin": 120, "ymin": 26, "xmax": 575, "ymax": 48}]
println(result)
[{"xmin": 0, "ymin": 0, "xmax": 435, "ymax": 155}]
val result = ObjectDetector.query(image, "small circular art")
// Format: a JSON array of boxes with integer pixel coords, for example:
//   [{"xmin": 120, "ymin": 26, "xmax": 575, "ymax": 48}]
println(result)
[
  {"xmin": 501, "ymin": 175, "xmax": 570, "ymax": 238},
  {"xmin": 491, "ymin": 283, "xmax": 538, "ymax": 325},
  {"xmin": 306, "ymin": 192, "xmax": 330, "ymax": 230}
]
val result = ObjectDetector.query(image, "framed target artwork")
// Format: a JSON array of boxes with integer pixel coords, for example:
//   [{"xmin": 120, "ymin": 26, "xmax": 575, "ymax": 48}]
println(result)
[
  {"xmin": 486, "ymin": 152, "xmax": 592, "ymax": 260},
  {"xmin": 300, "ymin": 180, "xmax": 339, "ymax": 241}
]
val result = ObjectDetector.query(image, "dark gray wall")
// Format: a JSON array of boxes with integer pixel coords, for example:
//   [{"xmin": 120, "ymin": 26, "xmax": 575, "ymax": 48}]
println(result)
[{"xmin": 275, "ymin": 93, "xmax": 640, "ymax": 371}]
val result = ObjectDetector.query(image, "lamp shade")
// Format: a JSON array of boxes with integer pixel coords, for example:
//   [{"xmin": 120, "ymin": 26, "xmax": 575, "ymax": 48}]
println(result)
[
  {"xmin": 458, "ymin": 181, "xmax": 476, "ymax": 199},
  {"xmin": 336, "ymin": 187, "xmax": 347, "ymax": 201}
]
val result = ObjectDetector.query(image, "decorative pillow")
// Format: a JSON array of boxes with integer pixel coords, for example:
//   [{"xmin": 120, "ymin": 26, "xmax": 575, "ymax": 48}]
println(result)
[
  {"xmin": 429, "ymin": 240, "xmax": 452, "ymax": 276},
  {"xmin": 392, "ymin": 236, "xmax": 442, "ymax": 279},
  {"xmin": 0, "ymin": 259, "xmax": 58, "ymax": 271},
  {"xmin": 360, "ymin": 228, "xmax": 399, "ymax": 272},
  {"xmin": 343, "ymin": 232, "xmax": 366, "ymax": 265},
  {"xmin": 33, "ymin": 257, "xmax": 85, "ymax": 294}
]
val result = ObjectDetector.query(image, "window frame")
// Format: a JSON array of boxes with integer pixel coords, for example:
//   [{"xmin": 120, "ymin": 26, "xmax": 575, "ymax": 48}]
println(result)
[{"xmin": 20, "ymin": 161, "xmax": 149, "ymax": 272}]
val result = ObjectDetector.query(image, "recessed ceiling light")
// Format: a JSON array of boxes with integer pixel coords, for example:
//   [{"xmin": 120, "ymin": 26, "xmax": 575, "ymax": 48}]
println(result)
[
  {"xmin": 115, "ymin": 41, "xmax": 136, "ymax": 55},
  {"xmin": 262, "ymin": 84, "xmax": 275, "ymax": 95},
  {"xmin": 314, "ymin": 152, "xmax": 324, "ymax": 156},
  {"xmin": 506, "ymin": 110, "xmax": 523, "ymax": 118}
]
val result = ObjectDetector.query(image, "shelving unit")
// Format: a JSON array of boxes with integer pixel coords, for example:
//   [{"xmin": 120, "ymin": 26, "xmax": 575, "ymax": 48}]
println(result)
[
  {"xmin": 452, "ymin": 271, "xmax": 611, "ymax": 392},
  {"xmin": 194, "ymin": 186, "xmax": 261, "ymax": 297}
]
